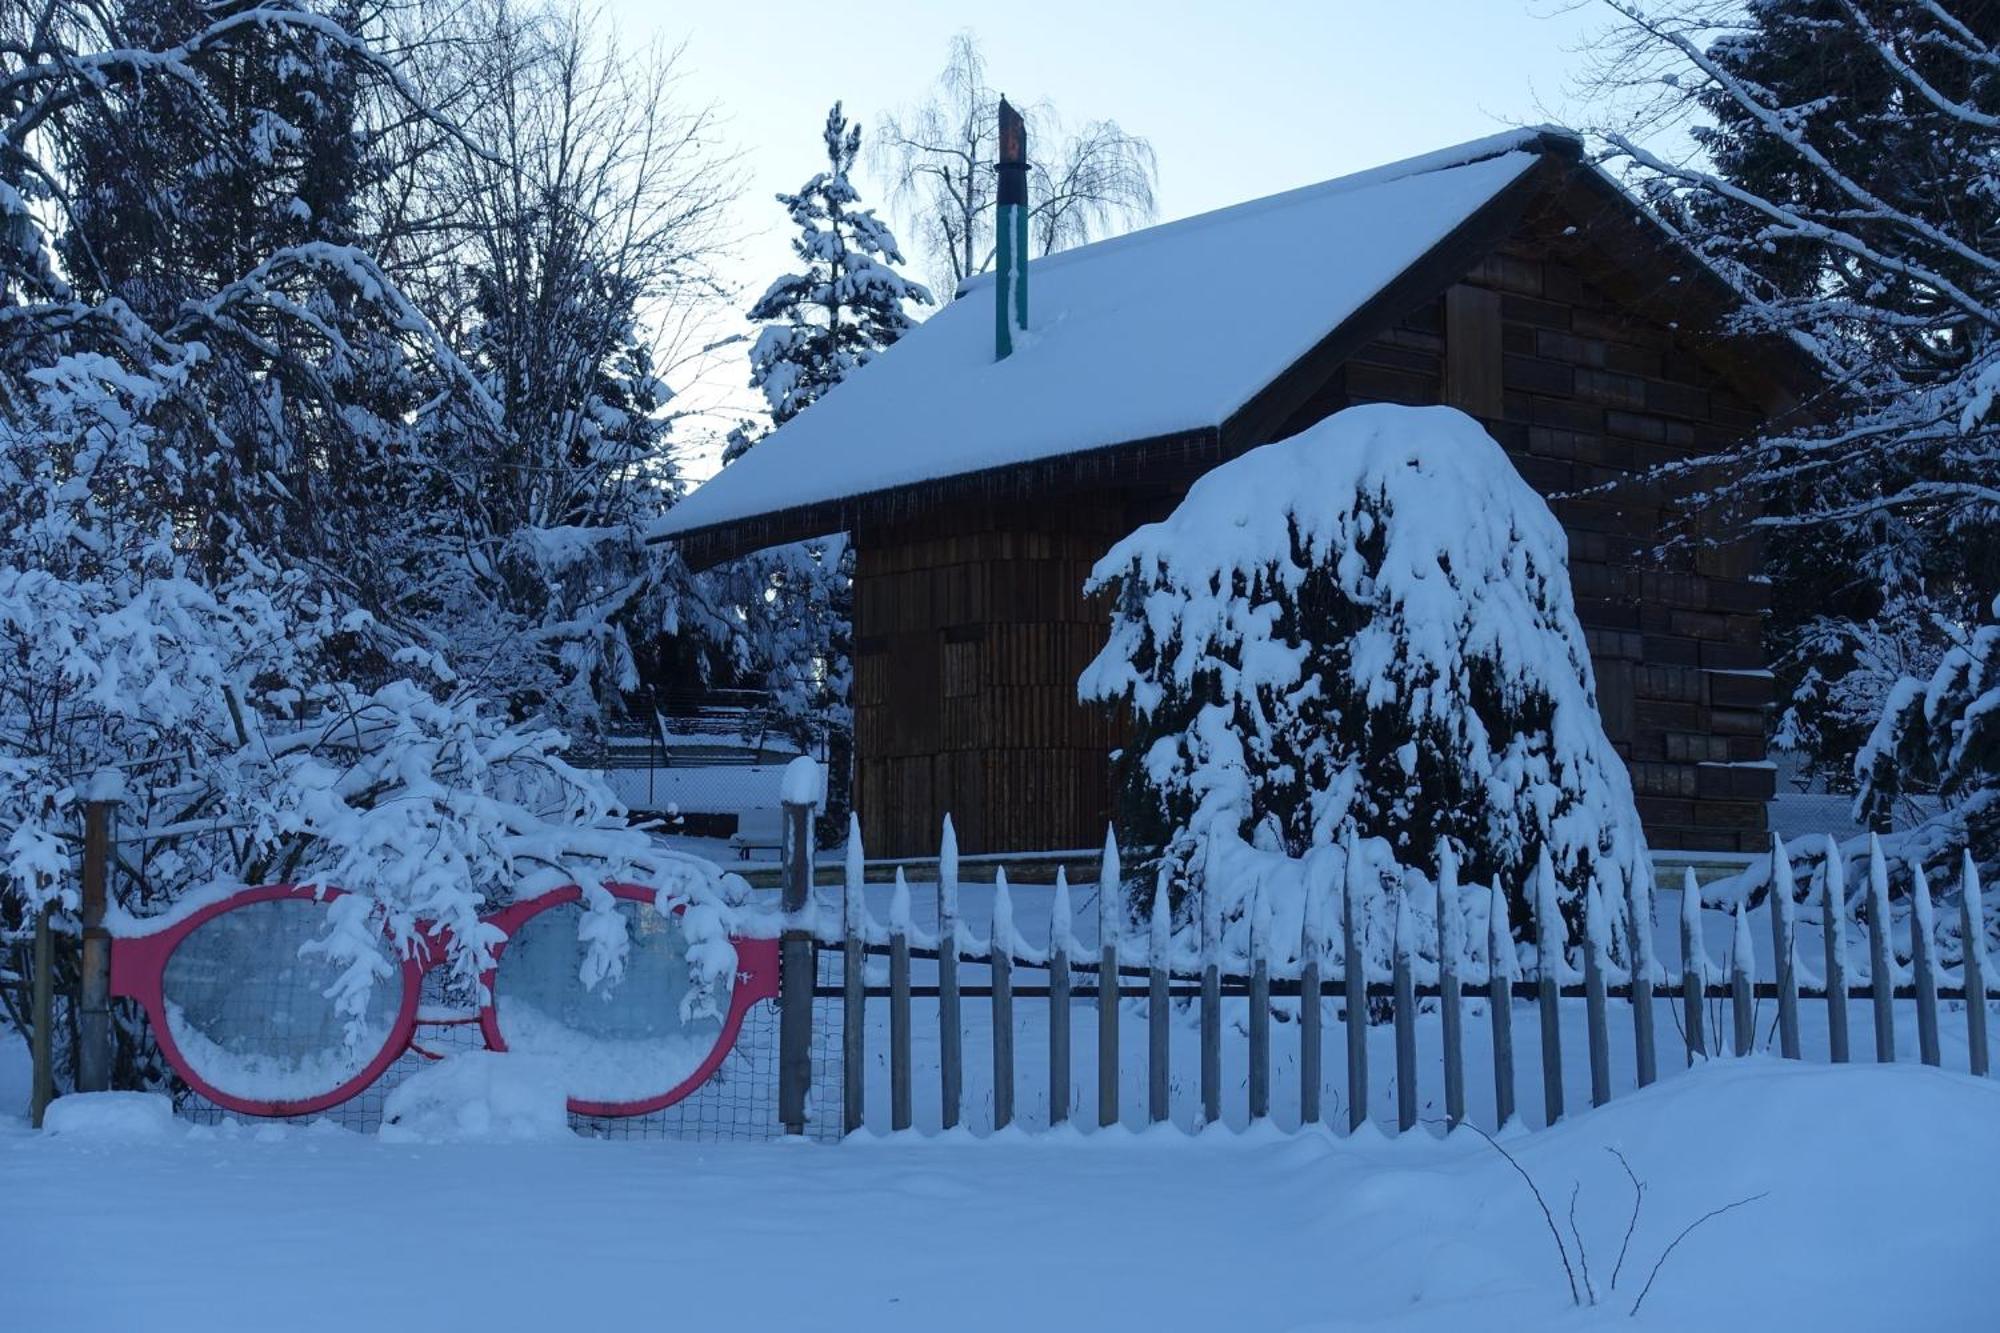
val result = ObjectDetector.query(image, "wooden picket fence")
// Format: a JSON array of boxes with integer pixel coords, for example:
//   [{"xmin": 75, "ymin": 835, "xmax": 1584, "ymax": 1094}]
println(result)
[{"xmin": 773, "ymin": 800, "xmax": 1995, "ymax": 1138}]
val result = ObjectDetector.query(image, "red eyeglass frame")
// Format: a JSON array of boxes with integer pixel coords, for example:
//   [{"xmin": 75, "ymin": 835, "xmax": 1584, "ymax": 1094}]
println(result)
[{"xmin": 110, "ymin": 882, "xmax": 779, "ymax": 1119}]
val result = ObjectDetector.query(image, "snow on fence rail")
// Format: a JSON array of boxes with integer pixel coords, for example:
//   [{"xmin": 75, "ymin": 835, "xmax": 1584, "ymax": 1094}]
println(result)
[{"xmin": 775, "ymin": 798, "xmax": 1996, "ymax": 1139}]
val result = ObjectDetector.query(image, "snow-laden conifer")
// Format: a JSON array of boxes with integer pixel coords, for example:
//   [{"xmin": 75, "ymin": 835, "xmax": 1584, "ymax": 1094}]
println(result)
[{"xmin": 1081, "ymin": 403, "xmax": 1645, "ymax": 944}]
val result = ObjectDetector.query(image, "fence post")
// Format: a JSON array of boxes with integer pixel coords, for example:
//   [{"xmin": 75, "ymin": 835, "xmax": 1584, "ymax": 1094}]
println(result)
[
  {"xmin": 889, "ymin": 869, "xmax": 913, "ymax": 1132},
  {"xmin": 1392, "ymin": 889, "xmax": 1417, "ymax": 1134},
  {"xmin": 1583, "ymin": 875, "xmax": 1611, "ymax": 1108},
  {"xmin": 1730, "ymin": 899, "xmax": 1754, "ymax": 1057},
  {"xmin": 29, "ymin": 899, "xmax": 54, "ymax": 1128},
  {"xmin": 939, "ymin": 818, "xmax": 963, "ymax": 1131},
  {"xmin": 1489, "ymin": 880, "xmax": 1517, "ymax": 1128},
  {"xmin": 1962, "ymin": 853, "xmax": 1989, "ymax": 1078},
  {"xmin": 1681, "ymin": 867, "xmax": 1708, "ymax": 1064},
  {"xmin": 76, "ymin": 795, "xmax": 115, "ymax": 1095},
  {"xmin": 1049, "ymin": 869, "xmax": 1073, "ymax": 1125},
  {"xmin": 778, "ymin": 792, "xmax": 816, "ymax": 1136},
  {"xmin": 1627, "ymin": 863, "xmax": 1658, "ymax": 1089},
  {"xmin": 1200, "ymin": 854, "xmax": 1222, "ymax": 1126},
  {"xmin": 1822, "ymin": 837, "xmax": 1851, "ymax": 1063},
  {"xmin": 1148, "ymin": 869, "xmax": 1171, "ymax": 1125},
  {"xmin": 1436, "ymin": 845, "xmax": 1464, "ymax": 1129},
  {"xmin": 1768, "ymin": 835, "xmax": 1802, "ymax": 1059},
  {"xmin": 1866, "ymin": 835, "xmax": 1897, "ymax": 1064},
  {"xmin": 1097, "ymin": 828, "xmax": 1121, "ymax": 1129},
  {"xmin": 1910, "ymin": 863, "xmax": 1941, "ymax": 1068},
  {"xmin": 841, "ymin": 815, "xmax": 866, "ymax": 1137},
  {"xmin": 1300, "ymin": 861, "xmax": 1326, "ymax": 1127},
  {"xmin": 992, "ymin": 869, "xmax": 1015, "ymax": 1131},
  {"xmin": 1533, "ymin": 851, "xmax": 1563, "ymax": 1127},
  {"xmin": 1343, "ymin": 837, "xmax": 1369, "ymax": 1134},
  {"xmin": 1249, "ymin": 881, "xmax": 1271, "ymax": 1123}
]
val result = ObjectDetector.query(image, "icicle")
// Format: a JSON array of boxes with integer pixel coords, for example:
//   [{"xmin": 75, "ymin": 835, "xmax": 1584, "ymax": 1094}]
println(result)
[
  {"xmin": 1534, "ymin": 847, "xmax": 1564, "ymax": 982},
  {"xmin": 1437, "ymin": 840, "xmax": 1464, "ymax": 978},
  {"xmin": 1681, "ymin": 867, "xmax": 1711, "ymax": 985},
  {"xmin": 1051, "ymin": 867, "xmax": 1075, "ymax": 957},
  {"xmin": 1965, "ymin": 851, "xmax": 1990, "ymax": 987},
  {"xmin": 1489, "ymin": 878, "xmax": 1517, "ymax": 984}
]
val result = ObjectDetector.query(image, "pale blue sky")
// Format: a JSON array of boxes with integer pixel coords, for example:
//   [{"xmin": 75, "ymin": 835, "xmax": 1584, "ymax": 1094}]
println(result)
[{"xmin": 615, "ymin": 0, "xmax": 1614, "ymax": 455}]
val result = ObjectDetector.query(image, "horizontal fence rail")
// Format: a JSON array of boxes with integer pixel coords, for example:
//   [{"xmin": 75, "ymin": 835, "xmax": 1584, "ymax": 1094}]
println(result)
[{"xmin": 777, "ymin": 799, "xmax": 1997, "ymax": 1140}]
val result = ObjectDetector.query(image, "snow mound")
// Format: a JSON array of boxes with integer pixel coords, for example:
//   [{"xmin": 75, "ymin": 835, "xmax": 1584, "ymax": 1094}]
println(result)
[
  {"xmin": 41, "ymin": 1092, "xmax": 179, "ymax": 1141},
  {"xmin": 379, "ymin": 1053, "xmax": 571, "ymax": 1143}
]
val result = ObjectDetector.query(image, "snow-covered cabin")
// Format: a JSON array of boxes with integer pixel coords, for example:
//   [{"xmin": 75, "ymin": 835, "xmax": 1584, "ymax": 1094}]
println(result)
[{"xmin": 656, "ymin": 128, "xmax": 1813, "ymax": 859}]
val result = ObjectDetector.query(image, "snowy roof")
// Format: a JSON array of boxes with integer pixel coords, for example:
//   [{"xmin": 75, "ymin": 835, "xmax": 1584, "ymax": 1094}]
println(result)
[{"xmin": 656, "ymin": 128, "xmax": 1578, "ymax": 556}]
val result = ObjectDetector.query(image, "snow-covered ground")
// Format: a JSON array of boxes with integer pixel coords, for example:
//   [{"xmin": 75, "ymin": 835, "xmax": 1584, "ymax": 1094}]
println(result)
[{"xmin": 2, "ymin": 1043, "xmax": 1993, "ymax": 1331}]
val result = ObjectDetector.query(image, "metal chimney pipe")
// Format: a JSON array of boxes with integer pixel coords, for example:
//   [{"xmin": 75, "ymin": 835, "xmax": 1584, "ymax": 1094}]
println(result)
[{"xmin": 996, "ymin": 97, "xmax": 1028, "ymax": 360}]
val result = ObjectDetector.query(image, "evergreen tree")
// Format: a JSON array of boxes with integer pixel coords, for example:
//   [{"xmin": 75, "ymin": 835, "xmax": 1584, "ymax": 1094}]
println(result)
[
  {"xmin": 747, "ymin": 102, "xmax": 930, "ymax": 426},
  {"xmin": 733, "ymin": 105, "xmax": 928, "ymax": 825}
]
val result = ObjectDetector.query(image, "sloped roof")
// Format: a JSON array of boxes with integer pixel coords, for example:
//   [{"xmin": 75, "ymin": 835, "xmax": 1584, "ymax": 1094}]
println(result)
[{"xmin": 655, "ymin": 129, "xmax": 1585, "ymax": 561}]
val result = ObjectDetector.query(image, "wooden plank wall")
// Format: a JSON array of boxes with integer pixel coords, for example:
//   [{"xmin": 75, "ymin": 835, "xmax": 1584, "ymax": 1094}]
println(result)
[
  {"xmin": 854, "ymin": 216, "xmax": 1775, "ymax": 857},
  {"xmin": 853, "ymin": 500, "xmax": 1130, "ymax": 857},
  {"xmin": 1298, "ymin": 227, "xmax": 1774, "ymax": 852}
]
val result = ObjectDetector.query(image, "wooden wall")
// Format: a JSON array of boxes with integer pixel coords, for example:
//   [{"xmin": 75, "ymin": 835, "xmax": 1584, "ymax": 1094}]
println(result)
[
  {"xmin": 852, "ymin": 217, "xmax": 1774, "ymax": 858},
  {"xmin": 852, "ymin": 500, "xmax": 1132, "ymax": 858}
]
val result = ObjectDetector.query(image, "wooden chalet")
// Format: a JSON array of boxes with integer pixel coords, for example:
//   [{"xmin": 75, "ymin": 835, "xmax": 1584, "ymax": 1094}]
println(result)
[{"xmin": 655, "ymin": 128, "xmax": 1813, "ymax": 859}]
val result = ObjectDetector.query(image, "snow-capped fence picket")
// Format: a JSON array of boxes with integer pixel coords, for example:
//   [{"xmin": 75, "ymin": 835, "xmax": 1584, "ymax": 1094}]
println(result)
[{"xmin": 783, "ymin": 816, "xmax": 1999, "ymax": 1141}]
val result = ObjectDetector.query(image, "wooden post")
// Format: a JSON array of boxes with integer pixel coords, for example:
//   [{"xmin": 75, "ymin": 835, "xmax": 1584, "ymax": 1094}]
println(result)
[
  {"xmin": 1533, "ymin": 851, "xmax": 1563, "ymax": 1127},
  {"xmin": 992, "ymin": 869, "xmax": 1016, "ymax": 1131},
  {"xmin": 1097, "ymin": 828, "xmax": 1121, "ymax": 1129},
  {"xmin": 1910, "ymin": 864, "xmax": 1941, "ymax": 1068},
  {"xmin": 1300, "ymin": 861, "xmax": 1327, "ymax": 1126},
  {"xmin": 1962, "ymin": 853, "xmax": 1989, "ymax": 1078},
  {"xmin": 1866, "ymin": 835, "xmax": 1897, "ymax": 1064},
  {"xmin": 29, "ymin": 900, "xmax": 54, "ymax": 1129},
  {"xmin": 842, "ymin": 816, "xmax": 866, "ymax": 1136},
  {"xmin": 889, "ymin": 870, "xmax": 913, "ymax": 1132},
  {"xmin": 1200, "ymin": 855, "xmax": 1222, "ymax": 1126},
  {"xmin": 1583, "ymin": 875, "xmax": 1611, "ymax": 1108},
  {"xmin": 1148, "ymin": 870, "xmax": 1171, "ymax": 1125},
  {"xmin": 939, "ymin": 817, "xmax": 964, "ymax": 1130},
  {"xmin": 778, "ymin": 793, "xmax": 816, "ymax": 1136},
  {"xmin": 1768, "ymin": 835, "xmax": 1802, "ymax": 1060},
  {"xmin": 1822, "ymin": 838, "xmax": 1851, "ymax": 1063},
  {"xmin": 1249, "ymin": 881, "xmax": 1271, "ymax": 1123},
  {"xmin": 1343, "ymin": 837, "xmax": 1369, "ymax": 1134},
  {"xmin": 1436, "ymin": 845, "xmax": 1465, "ymax": 1129},
  {"xmin": 1489, "ymin": 880, "xmax": 1517, "ymax": 1128},
  {"xmin": 1730, "ymin": 898, "xmax": 1755, "ymax": 1057},
  {"xmin": 1050, "ymin": 870, "xmax": 1074, "ymax": 1125},
  {"xmin": 77, "ymin": 796, "xmax": 115, "ymax": 1095},
  {"xmin": 1680, "ymin": 867, "xmax": 1708, "ymax": 1064},
  {"xmin": 1626, "ymin": 862, "xmax": 1658, "ymax": 1089},
  {"xmin": 1392, "ymin": 889, "xmax": 1417, "ymax": 1134}
]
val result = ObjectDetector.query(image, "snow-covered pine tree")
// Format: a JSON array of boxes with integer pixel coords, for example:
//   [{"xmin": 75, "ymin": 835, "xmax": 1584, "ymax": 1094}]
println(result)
[
  {"xmin": 747, "ymin": 101, "xmax": 931, "ymax": 425},
  {"xmin": 732, "ymin": 103, "xmax": 929, "ymax": 823},
  {"xmin": 1078, "ymin": 404, "xmax": 1648, "ymax": 943},
  {"xmin": 1589, "ymin": 2, "xmax": 2000, "ymax": 809}
]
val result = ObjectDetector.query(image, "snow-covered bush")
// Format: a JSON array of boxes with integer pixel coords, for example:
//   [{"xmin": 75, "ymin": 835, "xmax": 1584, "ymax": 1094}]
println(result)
[
  {"xmin": 1857, "ymin": 596, "xmax": 1999, "ymax": 879},
  {"xmin": 1079, "ymin": 403, "xmax": 1647, "ymax": 941}
]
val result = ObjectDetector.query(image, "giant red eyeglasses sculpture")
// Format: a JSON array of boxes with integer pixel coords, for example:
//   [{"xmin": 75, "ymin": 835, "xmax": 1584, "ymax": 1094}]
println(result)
[{"xmin": 111, "ymin": 883, "xmax": 777, "ymax": 1118}]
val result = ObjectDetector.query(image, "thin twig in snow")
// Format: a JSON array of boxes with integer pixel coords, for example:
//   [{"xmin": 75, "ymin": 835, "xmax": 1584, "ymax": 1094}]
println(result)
[
  {"xmin": 1630, "ymin": 1193, "xmax": 1770, "ymax": 1318},
  {"xmin": 1457, "ymin": 1119, "xmax": 1580, "ymax": 1306},
  {"xmin": 1606, "ymin": 1147, "xmax": 1644, "ymax": 1293}
]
